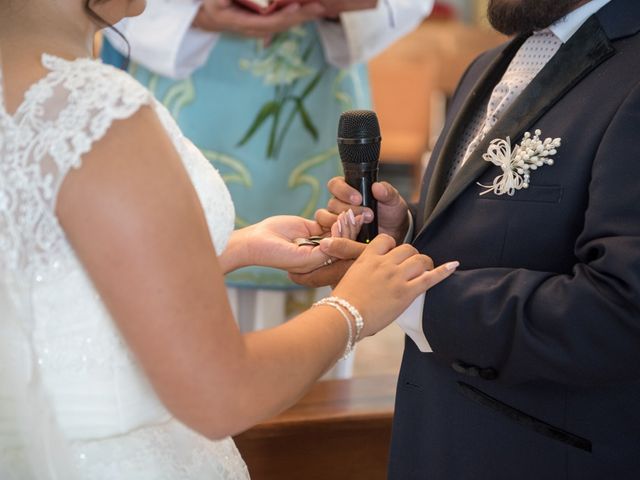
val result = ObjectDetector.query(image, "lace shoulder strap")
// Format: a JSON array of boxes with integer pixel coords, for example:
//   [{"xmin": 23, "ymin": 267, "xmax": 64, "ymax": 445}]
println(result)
[
  {"xmin": 40, "ymin": 54, "xmax": 153, "ymax": 174},
  {"xmin": 0, "ymin": 55, "xmax": 154, "ymax": 277}
]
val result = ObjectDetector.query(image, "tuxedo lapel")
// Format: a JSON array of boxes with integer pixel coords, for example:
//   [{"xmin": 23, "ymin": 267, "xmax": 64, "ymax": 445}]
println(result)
[
  {"xmin": 420, "ymin": 37, "xmax": 527, "ymax": 224},
  {"xmin": 416, "ymin": 16, "xmax": 615, "ymax": 240}
]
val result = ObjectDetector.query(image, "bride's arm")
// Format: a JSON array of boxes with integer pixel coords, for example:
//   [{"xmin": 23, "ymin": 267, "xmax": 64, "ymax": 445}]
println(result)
[
  {"xmin": 56, "ymin": 106, "xmax": 455, "ymax": 439},
  {"xmin": 216, "ymin": 227, "xmax": 256, "ymax": 273}
]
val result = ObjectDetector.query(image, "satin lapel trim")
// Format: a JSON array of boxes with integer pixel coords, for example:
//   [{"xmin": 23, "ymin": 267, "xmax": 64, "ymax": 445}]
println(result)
[
  {"xmin": 420, "ymin": 37, "xmax": 527, "ymax": 224},
  {"xmin": 417, "ymin": 16, "xmax": 615, "ymax": 238}
]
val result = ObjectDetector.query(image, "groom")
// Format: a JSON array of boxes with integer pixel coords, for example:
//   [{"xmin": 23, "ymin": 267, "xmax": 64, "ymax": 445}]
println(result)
[{"xmin": 293, "ymin": 0, "xmax": 640, "ymax": 477}]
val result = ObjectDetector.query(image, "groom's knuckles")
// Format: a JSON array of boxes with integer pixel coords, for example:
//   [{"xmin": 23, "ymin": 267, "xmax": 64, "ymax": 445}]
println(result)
[
  {"xmin": 328, "ymin": 177, "xmax": 360, "ymax": 203},
  {"xmin": 327, "ymin": 197, "xmax": 352, "ymax": 214}
]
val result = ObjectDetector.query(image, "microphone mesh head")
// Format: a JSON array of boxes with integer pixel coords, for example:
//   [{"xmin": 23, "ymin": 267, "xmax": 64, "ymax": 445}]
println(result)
[
  {"xmin": 338, "ymin": 110, "xmax": 381, "ymax": 139},
  {"xmin": 338, "ymin": 110, "xmax": 381, "ymax": 164}
]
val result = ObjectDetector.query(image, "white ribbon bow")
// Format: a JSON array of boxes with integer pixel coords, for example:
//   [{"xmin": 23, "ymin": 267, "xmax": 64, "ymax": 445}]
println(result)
[{"xmin": 478, "ymin": 130, "xmax": 561, "ymax": 196}]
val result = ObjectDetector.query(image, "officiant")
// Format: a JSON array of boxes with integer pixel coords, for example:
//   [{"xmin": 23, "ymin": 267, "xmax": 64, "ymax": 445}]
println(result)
[{"xmin": 102, "ymin": 0, "xmax": 433, "ymax": 374}]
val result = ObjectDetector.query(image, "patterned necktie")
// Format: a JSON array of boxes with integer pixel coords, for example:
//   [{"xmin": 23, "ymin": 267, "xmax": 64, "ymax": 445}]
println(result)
[{"xmin": 446, "ymin": 30, "xmax": 563, "ymax": 183}]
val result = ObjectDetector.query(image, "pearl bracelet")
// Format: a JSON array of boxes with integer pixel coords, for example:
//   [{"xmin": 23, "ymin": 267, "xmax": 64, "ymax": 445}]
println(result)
[
  {"xmin": 313, "ymin": 299, "xmax": 354, "ymax": 358},
  {"xmin": 322, "ymin": 296, "xmax": 364, "ymax": 342},
  {"xmin": 312, "ymin": 297, "xmax": 364, "ymax": 359}
]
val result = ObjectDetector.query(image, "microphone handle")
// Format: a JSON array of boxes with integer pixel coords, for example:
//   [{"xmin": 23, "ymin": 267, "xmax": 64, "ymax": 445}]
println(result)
[{"xmin": 343, "ymin": 162, "xmax": 379, "ymax": 244}]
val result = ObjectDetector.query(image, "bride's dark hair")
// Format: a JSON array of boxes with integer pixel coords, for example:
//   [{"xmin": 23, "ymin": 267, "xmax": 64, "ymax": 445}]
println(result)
[{"xmin": 83, "ymin": 0, "xmax": 131, "ymax": 65}]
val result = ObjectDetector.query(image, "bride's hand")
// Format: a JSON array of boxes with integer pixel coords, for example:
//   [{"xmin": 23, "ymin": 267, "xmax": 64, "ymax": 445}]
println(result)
[{"xmin": 242, "ymin": 213, "xmax": 363, "ymax": 274}]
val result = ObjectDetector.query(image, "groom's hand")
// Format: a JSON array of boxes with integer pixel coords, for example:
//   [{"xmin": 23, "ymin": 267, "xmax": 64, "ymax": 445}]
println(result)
[
  {"xmin": 289, "ymin": 237, "xmax": 366, "ymax": 287},
  {"xmin": 316, "ymin": 177, "xmax": 411, "ymax": 245}
]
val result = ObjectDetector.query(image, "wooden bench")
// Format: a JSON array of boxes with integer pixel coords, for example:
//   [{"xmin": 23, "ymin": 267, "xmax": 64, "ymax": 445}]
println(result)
[{"xmin": 233, "ymin": 375, "xmax": 397, "ymax": 480}]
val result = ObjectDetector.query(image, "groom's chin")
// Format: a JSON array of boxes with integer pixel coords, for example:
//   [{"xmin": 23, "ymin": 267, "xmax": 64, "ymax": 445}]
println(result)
[{"xmin": 487, "ymin": 0, "xmax": 585, "ymax": 35}]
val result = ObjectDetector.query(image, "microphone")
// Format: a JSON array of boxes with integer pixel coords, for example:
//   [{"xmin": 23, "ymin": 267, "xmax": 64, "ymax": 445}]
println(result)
[{"xmin": 337, "ymin": 110, "xmax": 381, "ymax": 244}]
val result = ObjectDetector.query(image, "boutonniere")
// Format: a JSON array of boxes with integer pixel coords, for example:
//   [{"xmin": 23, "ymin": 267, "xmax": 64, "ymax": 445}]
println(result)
[{"xmin": 478, "ymin": 129, "xmax": 561, "ymax": 196}]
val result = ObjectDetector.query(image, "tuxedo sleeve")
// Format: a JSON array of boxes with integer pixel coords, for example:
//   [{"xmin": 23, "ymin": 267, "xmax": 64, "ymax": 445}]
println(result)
[
  {"xmin": 317, "ymin": 0, "xmax": 434, "ymax": 68},
  {"xmin": 423, "ymin": 81, "xmax": 640, "ymax": 387}
]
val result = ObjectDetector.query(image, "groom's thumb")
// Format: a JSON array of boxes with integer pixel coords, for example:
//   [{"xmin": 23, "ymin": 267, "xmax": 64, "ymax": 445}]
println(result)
[{"xmin": 372, "ymin": 181, "xmax": 402, "ymax": 206}]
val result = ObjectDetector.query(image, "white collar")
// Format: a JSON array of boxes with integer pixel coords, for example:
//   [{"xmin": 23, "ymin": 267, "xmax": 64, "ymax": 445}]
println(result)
[{"xmin": 547, "ymin": 0, "xmax": 612, "ymax": 43}]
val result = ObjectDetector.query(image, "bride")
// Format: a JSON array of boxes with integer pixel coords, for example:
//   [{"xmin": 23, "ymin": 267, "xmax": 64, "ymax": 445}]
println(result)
[{"xmin": 0, "ymin": 0, "xmax": 457, "ymax": 478}]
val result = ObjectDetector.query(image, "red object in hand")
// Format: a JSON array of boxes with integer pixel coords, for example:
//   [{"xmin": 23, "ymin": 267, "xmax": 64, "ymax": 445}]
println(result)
[
  {"xmin": 233, "ymin": 0, "xmax": 305, "ymax": 15},
  {"xmin": 430, "ymin": 1, "xmax": 457, "ymax": 20}
]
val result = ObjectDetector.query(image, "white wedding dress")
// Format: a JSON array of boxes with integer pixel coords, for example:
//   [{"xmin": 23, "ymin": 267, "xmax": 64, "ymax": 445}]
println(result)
[{"xmin": 0, "ymin": 54, "xmax": 250, "ymax": 479}]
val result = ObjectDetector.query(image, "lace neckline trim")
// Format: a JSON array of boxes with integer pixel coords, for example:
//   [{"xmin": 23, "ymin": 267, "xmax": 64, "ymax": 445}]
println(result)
[{"xmin": 0, "ymin": 53, "xmax": 95, "ymax": 121}]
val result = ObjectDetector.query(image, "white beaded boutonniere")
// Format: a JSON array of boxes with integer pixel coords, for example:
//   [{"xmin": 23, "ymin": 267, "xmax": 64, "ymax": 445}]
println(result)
[{"xmin": 478, "ymin": 129, "xmax": 561, "ymax": 196}]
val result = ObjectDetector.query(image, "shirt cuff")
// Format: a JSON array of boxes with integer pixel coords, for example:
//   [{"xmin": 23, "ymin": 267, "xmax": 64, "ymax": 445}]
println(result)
[
  {"xmin": 394, "ymin": 209, "xmax": 430, "ymax": 351},
  {"xmin": 317, "ymin": 0, "xmax": 434, "ymax": 68},
  {"xmin": 316, "ymin": 20, "xmax": 350, "ymax": 68},
  {"xmin": 174, "ymin": 27, "xmax": 220, "ymax": 79},
  {"xmin": 402, "ymin": 210, "xmax": 414, "ymax": 244},
  {"xmin": 395, "ymin": 293, "xmax": 431, "ymax": 352}
]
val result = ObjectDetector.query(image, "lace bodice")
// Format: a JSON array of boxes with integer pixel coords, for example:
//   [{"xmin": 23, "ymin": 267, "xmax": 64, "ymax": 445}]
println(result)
[
  {"xmin": 0, "ymin": 54, "xmax": 234, "ymax": 280},
  {"xmin": 0, "ymin": 55, "xmax": 248, "ymax": 479}
]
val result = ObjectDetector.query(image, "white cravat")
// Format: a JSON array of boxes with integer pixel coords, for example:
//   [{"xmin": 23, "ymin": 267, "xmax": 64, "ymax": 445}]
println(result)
[{"xmin": 446, "ymin": 30, "xmax": 563, "ymax": 184}]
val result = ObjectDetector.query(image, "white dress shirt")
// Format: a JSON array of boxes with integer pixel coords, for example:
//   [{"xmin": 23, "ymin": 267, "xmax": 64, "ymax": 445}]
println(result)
[
  {"xmin": 396, "ymin": 0, "xmax": 612, "ymax": 352},
  {"xmin": 105, "ymin": 0, "xmax": 434, "ymax": 79}
]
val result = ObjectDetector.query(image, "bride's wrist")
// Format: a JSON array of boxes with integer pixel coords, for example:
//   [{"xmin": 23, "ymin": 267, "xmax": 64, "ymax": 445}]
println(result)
[
  {"xmin": 312, "ymin": 296, "xmax": 364, "ymax": 359},
  {"xmin": 220, "ymin": 226, "xmax": 255, "ymax": 273}
]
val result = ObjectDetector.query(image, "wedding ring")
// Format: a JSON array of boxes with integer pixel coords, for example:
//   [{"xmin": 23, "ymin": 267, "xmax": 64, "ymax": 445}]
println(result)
[{"xmin": 294, "ymin": 236, "xmax": 324, "ymax": 247}]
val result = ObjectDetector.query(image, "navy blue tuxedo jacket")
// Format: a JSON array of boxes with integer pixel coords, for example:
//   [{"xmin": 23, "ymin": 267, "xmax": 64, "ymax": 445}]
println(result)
[{"xmin": 389, "ymin": 1, "xmax": 640, "ymax": 478}]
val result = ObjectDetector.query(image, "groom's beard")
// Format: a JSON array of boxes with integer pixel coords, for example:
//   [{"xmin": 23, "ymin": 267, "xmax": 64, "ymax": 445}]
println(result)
[{"xmin": 487, "ymin": 0, "xmax": 586, "ymax": 35}]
